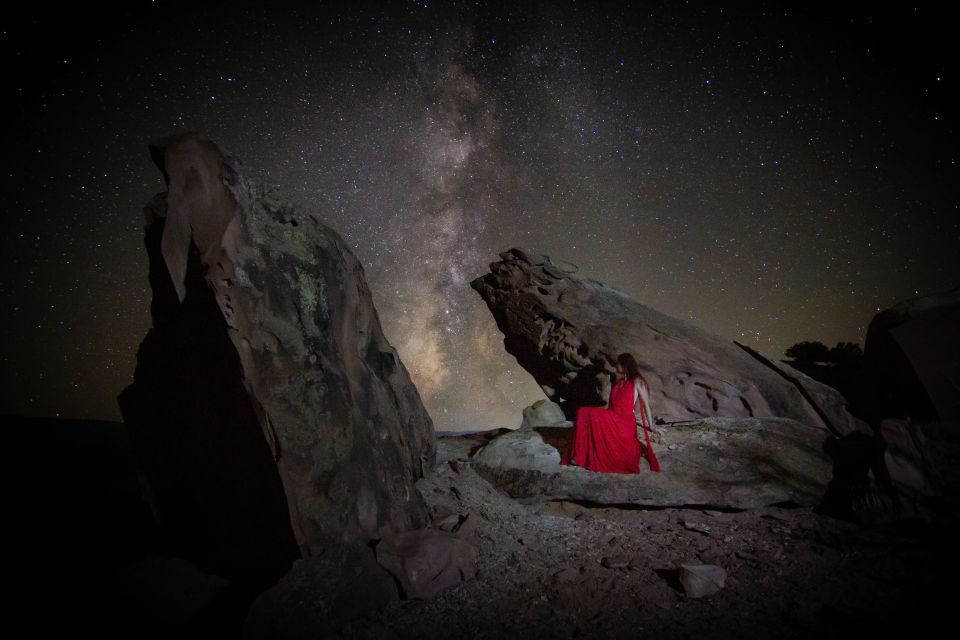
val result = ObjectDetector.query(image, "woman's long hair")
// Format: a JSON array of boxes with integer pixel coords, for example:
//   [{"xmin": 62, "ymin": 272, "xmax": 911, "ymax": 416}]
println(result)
[{"xmin": 617, "ymin": 352, "xmax": 648, "ymax": 388}]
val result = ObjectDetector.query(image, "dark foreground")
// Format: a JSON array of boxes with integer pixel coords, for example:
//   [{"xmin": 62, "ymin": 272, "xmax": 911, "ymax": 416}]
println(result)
[{"xmin": 3, "ymin": 417, "xmax": 956, "ymax": 639}]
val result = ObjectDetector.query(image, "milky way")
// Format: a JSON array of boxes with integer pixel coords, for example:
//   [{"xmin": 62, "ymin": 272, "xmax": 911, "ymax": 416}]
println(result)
[{"xmin": 2, "ymin": 2, "xmax": 957, "ymax": 429}]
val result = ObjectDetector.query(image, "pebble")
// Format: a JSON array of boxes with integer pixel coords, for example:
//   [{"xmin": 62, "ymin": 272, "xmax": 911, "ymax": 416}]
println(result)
[
  {"xmin": 601, "ymin": 555, "xmax": 632, "ymax": 569},
  {"xmin": 678, "ymin": 564, "xmax": 727, "ymax": 598},
  {"xmin": 682, "ymin": 521, "xmax": 712, "ymax": 535}
]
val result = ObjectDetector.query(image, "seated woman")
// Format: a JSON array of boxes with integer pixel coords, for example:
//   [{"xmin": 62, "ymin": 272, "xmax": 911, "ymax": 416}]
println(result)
[{"xmin": 560, "ymin": 352, "xmax": 660, "ymax": 474}]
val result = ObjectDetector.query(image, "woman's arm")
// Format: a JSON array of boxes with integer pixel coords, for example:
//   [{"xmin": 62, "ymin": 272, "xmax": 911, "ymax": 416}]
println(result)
[{"xmin": 634, "ymin": 379, "xmax": 654, "ymax": 428}]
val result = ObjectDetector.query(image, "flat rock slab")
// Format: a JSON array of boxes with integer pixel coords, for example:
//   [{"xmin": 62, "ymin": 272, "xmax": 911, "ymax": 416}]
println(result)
[{"xmin": 473, "ymin": 417, "xmax": 832, "ymax": 509}]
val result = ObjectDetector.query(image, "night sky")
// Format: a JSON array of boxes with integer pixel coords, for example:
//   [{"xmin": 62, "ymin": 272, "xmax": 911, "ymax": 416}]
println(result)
[{"xmin": 2, "ymin": 2, "xmax": 957, "ymax": 430}]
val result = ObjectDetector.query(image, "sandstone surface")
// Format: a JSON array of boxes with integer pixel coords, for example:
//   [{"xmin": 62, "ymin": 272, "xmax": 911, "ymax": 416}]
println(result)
[
  {"xmin": 473, "ymin": 418, "xmax": 832, "ymax": 509},
  {"xmin": 118, "ymin": 133, "xmax": 435, "ymax": 585},
  {"xmin": 470, "ymin": 248, "xmax": 865, "ymax": 436}
]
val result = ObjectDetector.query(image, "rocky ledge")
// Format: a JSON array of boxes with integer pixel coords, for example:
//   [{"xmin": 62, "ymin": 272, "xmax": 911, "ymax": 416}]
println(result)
[{"xmin": 473, "ymin": 417, "xmax": 831, "ymax": 509}]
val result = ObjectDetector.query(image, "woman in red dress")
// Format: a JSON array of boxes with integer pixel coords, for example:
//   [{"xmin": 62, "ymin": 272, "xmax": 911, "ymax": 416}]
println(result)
[{"xmin": 561, "ymin": 353, "xmax": 660, "ymax": 474}]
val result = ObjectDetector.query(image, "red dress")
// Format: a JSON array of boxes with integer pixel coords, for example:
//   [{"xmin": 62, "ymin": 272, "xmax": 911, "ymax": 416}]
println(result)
[{"xmin": 561, "ymin": 378, "xmax": 659, "ymax": 474}]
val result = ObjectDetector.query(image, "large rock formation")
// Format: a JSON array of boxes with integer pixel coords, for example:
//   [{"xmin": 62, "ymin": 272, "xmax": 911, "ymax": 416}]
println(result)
[
  {"xmin": 117, "ymin": 133, "xmax": 435, "ymax": 586},
  {"xmin": 851, "ymin": 288, "xmax": 960, "ymax": 516},
  {"xmin": 473, "ymin": 417, "xmax": 832, "ymax": 508},
  {"xmin": 471, "ymin": 248, "xmax": 865, "ymax": 436},
  {"xmin": 859, "ymin": 287, "xmax": 960, "ymax": 424}
]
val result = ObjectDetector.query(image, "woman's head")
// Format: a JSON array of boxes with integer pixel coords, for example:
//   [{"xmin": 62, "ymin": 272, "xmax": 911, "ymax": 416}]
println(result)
[
  {"xmin": 617, "ymin": 353, "xmax": 647, "ymax": 385},
  {"xmin": 616, "ymin": 352, "xmax": 642, "ymax": 380}
]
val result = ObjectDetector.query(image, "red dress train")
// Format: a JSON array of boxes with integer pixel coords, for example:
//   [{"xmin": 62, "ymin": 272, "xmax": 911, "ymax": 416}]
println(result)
[{"xmin": 560, "ymin": 378, "xmax": 659, "ymax": 474}]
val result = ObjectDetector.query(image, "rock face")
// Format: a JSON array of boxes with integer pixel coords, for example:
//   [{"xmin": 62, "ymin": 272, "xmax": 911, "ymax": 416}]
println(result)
[
  {"xmin": 822, "ymin": 289, "xmax": 960, "ymax": 521},
  {"xmin": 471, "ymin": 248, "xmax": 864, "ymax": 436},
  {"xmin": 117, "ymin": 133, "xmax": 435, "ymax": 586},
  {"xmin": 880, "ymin": 420, "xmax": 938, "ymax": 499},
  {"xmin": 860, "ymin": 287, "xmax": 960, "ymax": 424},
  {"xmin": 879, "ymin": 419, "xmax": 960, "ymax": 510},
  {"xmin": 473, "ymin": 418, "xmax": 832, "ymax": 509}
]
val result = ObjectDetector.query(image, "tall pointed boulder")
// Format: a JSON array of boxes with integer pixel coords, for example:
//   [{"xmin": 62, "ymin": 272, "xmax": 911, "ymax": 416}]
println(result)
[{"xmin": 118, "ymin": 133, "xmax": 435, "ymax": 585}]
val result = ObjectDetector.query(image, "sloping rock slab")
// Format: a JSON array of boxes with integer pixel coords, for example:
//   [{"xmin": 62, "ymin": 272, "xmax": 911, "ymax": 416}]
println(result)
[
  {"xmin": 471, "ymin": 248, "xmax": 865, "ymax": 436},
  {"xmin": 473, "ymin": 418, "xmax": 832, "ymax": 509}
]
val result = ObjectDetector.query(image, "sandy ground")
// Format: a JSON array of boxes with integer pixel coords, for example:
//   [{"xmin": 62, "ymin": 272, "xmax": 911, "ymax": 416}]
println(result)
[{"xmin": 341, "ymin": 432, "xmax": 957, "ymax": 639}]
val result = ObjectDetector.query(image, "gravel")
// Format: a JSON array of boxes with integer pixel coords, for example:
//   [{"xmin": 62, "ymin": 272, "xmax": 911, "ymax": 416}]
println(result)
[{"xmin": 339, "ymin": 432, "xmax": 958, "ymax": 639}]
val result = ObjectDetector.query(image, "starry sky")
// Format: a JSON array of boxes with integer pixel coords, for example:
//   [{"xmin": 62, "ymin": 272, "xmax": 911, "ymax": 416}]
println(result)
[{"xmin": 2, "ymin": 1, "xmax": 957, "ymax": 430}]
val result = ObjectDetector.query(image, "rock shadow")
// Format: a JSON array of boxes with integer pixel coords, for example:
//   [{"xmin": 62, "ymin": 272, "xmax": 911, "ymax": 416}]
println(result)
[{"xmin": 533, "ymin": 426, "xmax": 572, "ymax": 457}]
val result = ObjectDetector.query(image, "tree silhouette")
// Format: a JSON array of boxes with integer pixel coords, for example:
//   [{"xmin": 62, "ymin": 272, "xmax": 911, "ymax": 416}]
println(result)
[
  {"xmin": 829, "ymin": 341, "xmax": 863, "ymax": 368},
  {"xmin": 784, "ymin": 341, "xmax": 830, "ymax": 365},
  {"xmin": 784, "ymin": 340, "xmax": 864, "ymax": 405}
]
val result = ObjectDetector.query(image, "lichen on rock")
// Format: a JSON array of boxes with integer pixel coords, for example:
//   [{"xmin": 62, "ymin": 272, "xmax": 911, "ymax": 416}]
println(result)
[{"xmin": 118, "ymin": 132, "xmax": 435, "ymax": 587}]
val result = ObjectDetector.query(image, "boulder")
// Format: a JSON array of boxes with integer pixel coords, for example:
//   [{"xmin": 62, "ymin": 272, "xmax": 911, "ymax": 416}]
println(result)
[
  {"xmin": 375, "ymin": 528, "xmax": 478, "ymax": 599},
  {"xmin": 117, "ymin": 133, "xmax": 435, "ymax": 586},
  {"xmin": 859, "ymin": 287, "xmax": 960, "ymax": 423},
  {"xmin": 470, "ymin": 248, "xmax": 865, "ymax": 436},
  {"xmin": 880, "ymin": 419, "xmax": 938, "ymax": 499},
  {"xmin": 818, "ymin": 431, "xmax": 904, "ymax": 525},
  {"xmin": 847, "ymin": 289, "xmax": 960, "ymax": 515},
  {"xmin": 520, "ymin": 399, "xmax": 570, "ymax": 428},
  {"xmin": 474, "ymin": 426, "xmax": 562, "ymax": 474},
  {"xmin": 472, "ymin": 418, "xmax": 832, "ymax": 509},
  {"xmin": 878, "ymin": 419, "xmax": 960, "ymax": 514}
]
